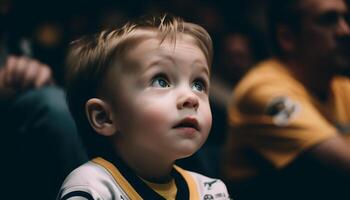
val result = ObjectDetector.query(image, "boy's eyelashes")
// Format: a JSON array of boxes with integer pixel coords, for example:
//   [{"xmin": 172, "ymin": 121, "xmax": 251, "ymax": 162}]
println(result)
[
  {"xmin": 150, "ymin": 74, "xmax": 209, "ymax": 93},
  {"xmin": 151, "ymin": 74, "xmax": 170, "ymax": 88},
  {"xmin": 192, "ymin": 78, "xmax": 208, "ymax": 93}
]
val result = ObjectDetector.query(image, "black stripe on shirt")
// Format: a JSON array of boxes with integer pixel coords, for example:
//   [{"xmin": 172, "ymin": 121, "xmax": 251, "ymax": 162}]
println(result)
[{"xmin": 60, "ymin": 191, "xmax": 94, "ymax": 200}]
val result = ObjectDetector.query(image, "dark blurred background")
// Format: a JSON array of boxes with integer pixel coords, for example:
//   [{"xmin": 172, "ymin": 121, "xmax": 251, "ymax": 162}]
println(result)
[{"xmin": 0, "ymin": 0, "xmax": 270, "ymax": 85}]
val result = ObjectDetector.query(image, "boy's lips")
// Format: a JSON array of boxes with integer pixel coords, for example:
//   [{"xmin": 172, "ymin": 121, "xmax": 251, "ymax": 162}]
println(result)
[{"xmin": 173, "ymin": 117, "xmax": 200, "ymax": 131}]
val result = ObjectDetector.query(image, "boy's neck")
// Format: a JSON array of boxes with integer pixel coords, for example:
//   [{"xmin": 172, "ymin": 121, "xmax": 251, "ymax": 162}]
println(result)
[{"xmin": 115, "ymin": 147, "xmax": 175, "ymax": 183}]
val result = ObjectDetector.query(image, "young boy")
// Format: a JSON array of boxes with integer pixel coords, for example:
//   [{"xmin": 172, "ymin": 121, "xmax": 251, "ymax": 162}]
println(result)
[{"xmin": 58, "ymin": 14, "xmax": 230, "ymax": 200}]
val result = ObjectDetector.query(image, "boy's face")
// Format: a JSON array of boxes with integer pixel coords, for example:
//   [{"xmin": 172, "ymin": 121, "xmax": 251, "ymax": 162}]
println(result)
[{"xmin": 107, "ymin": 32, "xmax": 212, "ymax": 161}]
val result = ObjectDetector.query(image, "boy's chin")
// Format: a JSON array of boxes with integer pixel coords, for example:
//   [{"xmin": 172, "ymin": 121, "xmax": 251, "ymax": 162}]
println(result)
[
  {"xmin": 175, "ymin": 146, "xmax": 199, "ymax": 160},
  {"xmin": 178, "ymin": 151, "xmax": 196, "ymax": 159}
]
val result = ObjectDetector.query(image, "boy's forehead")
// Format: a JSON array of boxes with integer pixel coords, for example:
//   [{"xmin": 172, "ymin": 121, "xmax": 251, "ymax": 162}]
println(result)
[
  {"xmin": 122, "ymin": 28, "xmax": 206, "ymax": 60},
  {"xmin": 111, "ymin": 33, "xmax": 206, "ymax": 74},
  {"xmin": 106, "ymin": 28, "xmax": 209, "ymax": 78},
  {"xmin": 131, "ymin": 33, "xmax": 205, "ymax": 60}
]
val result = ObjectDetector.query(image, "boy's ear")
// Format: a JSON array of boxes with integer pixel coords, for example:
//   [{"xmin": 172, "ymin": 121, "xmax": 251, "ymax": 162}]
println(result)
[
  {"xmin": 85, "ymin": 98, "xmax": 117, "ymax": 136},
  {"xmin": 276, "ymin": 25, "xmax": 296, "ymax": 53}
]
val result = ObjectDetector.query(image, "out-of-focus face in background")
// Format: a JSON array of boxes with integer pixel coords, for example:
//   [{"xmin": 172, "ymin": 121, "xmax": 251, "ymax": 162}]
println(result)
[
  {"xmin": 219, "ymin": 33, "xmax": 254, "ymax": 84},
  {"xmin": 222, "ymin": 33, "xmax": 253, "ymax": 74},
  {"xmin": 0, "ymin": 0, "xmax": 12, "ymax": 36},
  {"xmin": 294, "ymin": 0, "xmax": 350, "ymax": 75}
]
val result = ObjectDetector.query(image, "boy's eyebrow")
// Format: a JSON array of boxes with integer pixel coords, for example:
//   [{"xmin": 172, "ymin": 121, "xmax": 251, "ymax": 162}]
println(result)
[
  {"xmin": 193, "ymin": 60, "xmax": 210, "ymax": 77},
  {"xmin": 139, "ymin": 53, "xmax": 210, "ymax": 76},
  {"xmin": 141, "ymin": 55, "xmax": 176, "ymax": 73}
]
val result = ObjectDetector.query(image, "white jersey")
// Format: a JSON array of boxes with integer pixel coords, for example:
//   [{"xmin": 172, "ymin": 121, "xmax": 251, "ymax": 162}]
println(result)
[{"xmin": 57, "ymin": 157, "xmax": 230, "ymax": 200}]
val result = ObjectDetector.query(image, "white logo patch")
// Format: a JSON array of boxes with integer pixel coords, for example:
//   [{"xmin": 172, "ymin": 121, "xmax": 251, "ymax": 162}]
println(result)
[{"xmin": 266, "ymin": 96, "xmax": 300, "ymax": 126}]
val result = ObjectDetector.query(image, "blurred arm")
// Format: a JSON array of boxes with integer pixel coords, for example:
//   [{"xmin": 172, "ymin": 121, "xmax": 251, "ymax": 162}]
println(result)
[{"xmin": 0, "ymin": 55, "xmax": 53, "ymax": 101}]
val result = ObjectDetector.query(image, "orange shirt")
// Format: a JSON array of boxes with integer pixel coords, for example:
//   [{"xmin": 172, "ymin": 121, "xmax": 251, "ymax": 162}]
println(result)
[{"xmin": 223, "ymin": 58, "xmax": 350, "ymax": 181}]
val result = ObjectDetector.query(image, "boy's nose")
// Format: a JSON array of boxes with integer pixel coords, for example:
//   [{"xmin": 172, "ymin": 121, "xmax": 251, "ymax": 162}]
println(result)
[{"xmin": 177, "ymin": 92, "xmax": 199, "ymax": 111}]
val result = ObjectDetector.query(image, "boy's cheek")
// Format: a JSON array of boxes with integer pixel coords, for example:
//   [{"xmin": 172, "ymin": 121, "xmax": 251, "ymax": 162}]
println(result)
[
  {"xmin": 201, "ymin": 106, "xmax": 213, "ymax": 134},
  {"xmin": 136, "ymin": 104, "xmax": 170, "ymax": 125}
]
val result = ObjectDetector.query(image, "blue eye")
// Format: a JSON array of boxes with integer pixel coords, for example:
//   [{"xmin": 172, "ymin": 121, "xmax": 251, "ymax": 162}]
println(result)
[
  {"xmin": 192, "ymin": 80, "xmax": 206, "ymax": 92},
  {"xmin": 151, "ymin": 76, "xmax": 170, "ymax": 88}
]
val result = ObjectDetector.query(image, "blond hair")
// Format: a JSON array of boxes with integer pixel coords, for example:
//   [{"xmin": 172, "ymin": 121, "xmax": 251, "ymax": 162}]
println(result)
[{"xmin": 65, "ymin": 14, "xmax": 213, "ymax": 158}]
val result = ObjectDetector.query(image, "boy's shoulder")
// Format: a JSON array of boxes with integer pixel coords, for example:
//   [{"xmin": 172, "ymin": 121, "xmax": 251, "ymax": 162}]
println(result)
[
  {"xmin": 57, "ymin": 161, "xmax": 124, "ymax": 200},
  {"xmin": 175, "ymin": 166, "xmax": 230, "ymax": 200},
  {"xmin": 61, "ymin": 161, "xmax": 109, "ymax": 186}
]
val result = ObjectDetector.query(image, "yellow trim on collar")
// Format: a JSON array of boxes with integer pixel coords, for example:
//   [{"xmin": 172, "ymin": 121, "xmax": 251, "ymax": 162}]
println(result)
[
  {"xmin": 173, "ymin": 165, "xmax": 199, "ymax": 200},
  {"xmin": 92, "ymin": 157, "xmax": 143, "ymax": 200}
]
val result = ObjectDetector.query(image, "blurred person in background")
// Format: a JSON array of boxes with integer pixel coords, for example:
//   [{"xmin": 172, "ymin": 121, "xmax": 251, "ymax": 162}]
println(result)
[
  {"xmin": 0, "ymin": 1, "xmax": 87, "ymax": 199},
  {"xmin": 223, "ymin": 0, "xmax": 350, "ymax": 199},
  {"xmin": 211, "ymin": 30, "xmax": 257, "ymax": 109},
  {"xmin": 202, "ymin": 30, "xmax": 257, "ymax": 181}
]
